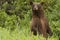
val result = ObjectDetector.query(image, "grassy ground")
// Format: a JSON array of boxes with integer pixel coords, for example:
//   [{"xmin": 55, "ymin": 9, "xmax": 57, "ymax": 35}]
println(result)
[{"xmin": 0, "ymin": 27, "xmax": 59, "ymax": 40}]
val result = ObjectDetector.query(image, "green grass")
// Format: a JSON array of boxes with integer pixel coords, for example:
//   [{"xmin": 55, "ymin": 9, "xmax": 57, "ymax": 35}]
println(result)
[{"xmin": 0, "ymin": 27, "xmax": 59, "ymax": 40}]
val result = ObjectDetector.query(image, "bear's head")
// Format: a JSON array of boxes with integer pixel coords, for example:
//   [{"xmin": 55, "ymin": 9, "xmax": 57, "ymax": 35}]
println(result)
[
  {"xmin": 30, "ymin": 1, "xmax": 45, "ymax": 16},
  {"xmin": 30, "ymin": 1, "xmax": 44, "ymax": 11}
]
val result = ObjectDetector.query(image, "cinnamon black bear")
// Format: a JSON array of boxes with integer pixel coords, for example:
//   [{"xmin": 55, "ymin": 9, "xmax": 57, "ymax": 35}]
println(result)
[{"xmin": 30, "ymin": 1, "xmax": 53, "ymax": 38}]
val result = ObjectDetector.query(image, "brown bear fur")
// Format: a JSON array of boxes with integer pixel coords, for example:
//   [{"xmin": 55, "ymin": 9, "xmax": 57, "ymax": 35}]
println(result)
[{"xmin": 30, "ymin": 1, "xmax": 53, "ymax": 38}]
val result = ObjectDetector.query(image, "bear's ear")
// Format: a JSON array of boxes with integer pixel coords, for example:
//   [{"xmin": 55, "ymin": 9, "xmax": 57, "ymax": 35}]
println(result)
[
  {"xmin": 30, "ymin": 0, "xmax": 33, "ymax": 5},
  {"xmin": 40, "ymin": 2, "xmax": 45, "ymax": 5}
]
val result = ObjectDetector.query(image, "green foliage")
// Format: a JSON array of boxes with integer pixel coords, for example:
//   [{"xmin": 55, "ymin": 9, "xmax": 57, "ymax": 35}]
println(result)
[{"xmin": 0, "ymin": 0, "xmax": 60, "ymax": 40}]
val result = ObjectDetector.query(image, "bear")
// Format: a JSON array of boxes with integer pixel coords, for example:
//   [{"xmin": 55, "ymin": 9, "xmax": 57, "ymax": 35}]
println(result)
[{"xmin": 30, "ymin": 1, "xmax": 53, "ymax": 38}]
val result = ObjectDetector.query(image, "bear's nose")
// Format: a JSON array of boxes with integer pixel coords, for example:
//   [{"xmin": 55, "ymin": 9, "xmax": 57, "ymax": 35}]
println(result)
[{"xmin": 34, "ymin": 5, "xmax": 38, "ymax": 10}]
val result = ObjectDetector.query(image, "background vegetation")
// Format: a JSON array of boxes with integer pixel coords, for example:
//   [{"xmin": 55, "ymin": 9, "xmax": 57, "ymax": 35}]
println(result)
[{"xmin": 0, "ymin": 0, "xmax": 60, "ymax": 40}]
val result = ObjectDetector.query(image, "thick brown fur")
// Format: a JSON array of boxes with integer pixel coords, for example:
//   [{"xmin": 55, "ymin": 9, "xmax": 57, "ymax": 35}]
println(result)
[{"xmin": 30, "ymin": 1, "xmax": 53, "ymax": 38}]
